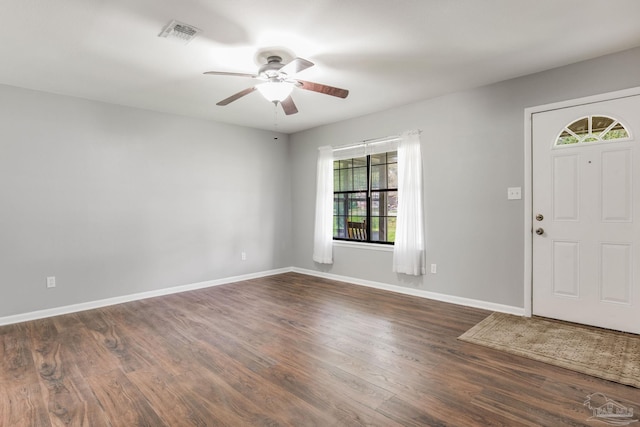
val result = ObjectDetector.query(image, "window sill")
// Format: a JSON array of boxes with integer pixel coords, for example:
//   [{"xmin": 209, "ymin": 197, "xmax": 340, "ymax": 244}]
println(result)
[{"xmin": 333, "ymin": 240, "xmax": 394, "ymax": 252}]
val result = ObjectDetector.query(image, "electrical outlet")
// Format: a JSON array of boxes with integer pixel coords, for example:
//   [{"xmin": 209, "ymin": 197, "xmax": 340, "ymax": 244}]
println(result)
[
  {"xmin": 46, "ymin": 276, "xmax": 56, "ymax": 288},
  {"xmin": 430, "ymin": 264, "xmax": 437, "ymax": 274},
  {"xmin": 507, "ymin": 187, "xmax": 522, "ymax": 200},
  {"xmin": 241, "ymin": 251, "xmax": 247, "ymax": 261}
]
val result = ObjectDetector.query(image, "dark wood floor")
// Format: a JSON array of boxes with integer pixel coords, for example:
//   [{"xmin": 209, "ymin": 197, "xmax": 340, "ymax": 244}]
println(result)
[{"xmin": 1, "ymin": 272, "xmax": 638, "ymax": 426}]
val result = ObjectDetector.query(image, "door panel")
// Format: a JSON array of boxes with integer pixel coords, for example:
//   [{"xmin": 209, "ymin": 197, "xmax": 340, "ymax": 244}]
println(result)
[
  {"xmin": 553, "ymin": 155, "xmax": 579, "ymax": 220},
  {"xmin": 600, "ymin": 243, "xmax": 632, "ymax": 304},
  {"xmin": 532, "ymin": 95, "xmax": 640, "ymax": 334},
  {"xmin": 601, "ymin": 149, "xmax": 632, "ymax": 221},
  {"xmin": 552, "ymin": 240, "xmax": 580, "ymax": 298}
]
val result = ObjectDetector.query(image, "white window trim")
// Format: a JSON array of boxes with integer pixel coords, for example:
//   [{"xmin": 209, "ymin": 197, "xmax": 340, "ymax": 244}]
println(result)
[{"xmin": 333, "ymin": 240, "xmax": 394, "ymax": 252}]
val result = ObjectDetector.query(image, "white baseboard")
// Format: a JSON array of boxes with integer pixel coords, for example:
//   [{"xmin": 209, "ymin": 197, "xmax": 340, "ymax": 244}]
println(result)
[
  {"xmin": 292, "ymin": 267, "xmax": 525, "ymax": 316},
  {"xmin": 0, "ymin": 267, "xmax": 292, "ymax": 326},
  {"xmin": 0, "ymin": 266, "xmax": 523, "ymax": 326}
]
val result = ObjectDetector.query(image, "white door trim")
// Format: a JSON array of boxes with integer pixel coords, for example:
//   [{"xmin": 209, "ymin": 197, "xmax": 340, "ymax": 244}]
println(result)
[{"xmin": 523, "ymin": 86, "xmax": 640, "ymax": 317}]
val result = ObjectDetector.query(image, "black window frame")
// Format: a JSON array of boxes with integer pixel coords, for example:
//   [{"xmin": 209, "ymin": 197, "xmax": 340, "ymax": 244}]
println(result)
[{"xmin": 333, "ymin": 151, "xmax": 398, "ymax": 245}]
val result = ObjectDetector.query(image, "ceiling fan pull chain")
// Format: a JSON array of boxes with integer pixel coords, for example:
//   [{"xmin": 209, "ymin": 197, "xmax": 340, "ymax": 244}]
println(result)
[{"xmin": 273, "ymin": 101, "xmax": 279, "ymax": 132}]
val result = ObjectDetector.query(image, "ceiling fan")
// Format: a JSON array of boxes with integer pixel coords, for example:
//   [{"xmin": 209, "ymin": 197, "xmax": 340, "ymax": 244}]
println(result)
[{"xmin": 204, "ymin": 55, "xmax": 349, "ymax": 115}]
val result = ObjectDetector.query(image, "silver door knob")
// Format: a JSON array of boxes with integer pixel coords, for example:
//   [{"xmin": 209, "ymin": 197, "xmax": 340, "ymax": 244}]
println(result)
[
  {"xmin": 536, "ymin": 214, "xmax": 544, "ymax": 221},
  {"xmin": 535, "ymin": 228, "xmax": 544, "ymax": 235}
]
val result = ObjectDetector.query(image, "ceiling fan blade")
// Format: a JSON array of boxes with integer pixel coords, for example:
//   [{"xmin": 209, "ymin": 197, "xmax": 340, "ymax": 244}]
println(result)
[
  {"xmin": 204, "ymin": 71, "xmax": 257, "ymax": 78},
  {"xmin": 216, "ymin": 86, "xmax": 257, "ymax": 106},
  {"xmin": 280, "ymin": 57, "xmax": 314, "ymax": 76},
  {"xmin": 296, "ymin": 80, "xmax": 349, "ymax": 99},
  {"xmin": 280, "ymin": 96, "xmax": 298, "ymax": 115}
]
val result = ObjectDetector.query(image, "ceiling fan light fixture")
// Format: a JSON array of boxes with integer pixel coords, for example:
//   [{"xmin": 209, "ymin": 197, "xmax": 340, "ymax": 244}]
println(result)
[{"xmin": 256, "ymin": 81, "xmax": 294, "ymax": 102}]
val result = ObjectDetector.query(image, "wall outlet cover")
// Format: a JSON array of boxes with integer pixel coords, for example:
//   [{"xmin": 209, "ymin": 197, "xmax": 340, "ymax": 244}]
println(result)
[{"xmin": 507, "ymin": 187, "xmax": 522, "ymax": 200}]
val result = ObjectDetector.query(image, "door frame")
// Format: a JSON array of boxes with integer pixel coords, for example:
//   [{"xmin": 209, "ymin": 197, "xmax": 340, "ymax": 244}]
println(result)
[{"xmin": 523, "ymin": 86, "xmax": 640, "ymax": 317}]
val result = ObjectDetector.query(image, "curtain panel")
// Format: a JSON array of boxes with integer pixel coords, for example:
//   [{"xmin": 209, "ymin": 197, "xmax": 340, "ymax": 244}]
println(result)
[
  {"xmin": 312, "ymin": 146, "xmax": 334, "ymax": 264},
  {"xmin": 392, "ymin": 130, "xmax": 426, "ymax": 275}
]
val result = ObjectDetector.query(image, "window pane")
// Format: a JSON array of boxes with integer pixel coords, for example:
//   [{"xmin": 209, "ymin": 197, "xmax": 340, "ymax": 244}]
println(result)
[
  {"xmin": 592, "ymin": 116, "xmax": 615, "ymax": 134},
  {"xmin": 352, "ymin": 156, "xmax": 367, "ymax": 167},
  {"xmin": 369, "ymin": 190, "xmax": 397, "ymax": 243},
  {"xmin": 348, "ymin": 192, "xmax": 367, "ymax": 216},
  {"xmin": 602, "ymin": 122, "xmax": 629, "ymax": 140},
  {"xmin": 369, "ymin": 216, "xmax": 397, "ymax": 243},
  {"xmin": 387, "ymin": 191, "xmax": 398, "ymax": 216},
  {"xmin": 371, "ymin": 193, "xmax": 380, "ymax": 216},
  {"xmin": 339, "ymin": 169, "xmax": 352, "ymax": 191},
  {"xmin": 370, "ymin": 166, "xmax": 379, "ymax": 189},
  {"xmin": 333, "ymin": 191, "xmax": 366, "ymax": 240},
  {"xmin": 333, "ymin": 215, "xmax": 345, "ymax": 238},
  {"xmin": 388, "ymin": 151, "xmax": 398, "ymax": 163},
  {"xmin": 371, "ymin": 164, "xmax": 387, "ymax": 189},
  {"xmin": 353, "ymin": 166, "xmax": 368, "ymax": 191},
  {"xmin": 388, "ymin": 163, "xmax": 398, "ymax": 189},
  {"xmin": 557, "ymin": 130, "xmax": 579, "ymax": 145},
  {"xmin": 334, "ymin": 194, "xmax": 345, "ymax": 215},
  {"xmin": 370, "ymin": 217, "xmax": 380, "ymax": 241},
  {"xmin": 567, "ymin": 117, "xmax": 589, "ymax": 137},
  {"xmin": 371, "ymin": 153, "xmax": 385, "ymax": 165},
  {"xmin": 333, "ymin": 194, "xmax": 347, "ymax": 238},
  {"xmin": 387, "ymin": 217, "xmax": 397, "ymax": 242}
]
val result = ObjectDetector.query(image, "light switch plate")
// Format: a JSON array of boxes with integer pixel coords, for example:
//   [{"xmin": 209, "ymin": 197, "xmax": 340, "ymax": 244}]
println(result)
[{"xmin": 507, "ymin": 187, "xmax": 522, "ymax": 200}]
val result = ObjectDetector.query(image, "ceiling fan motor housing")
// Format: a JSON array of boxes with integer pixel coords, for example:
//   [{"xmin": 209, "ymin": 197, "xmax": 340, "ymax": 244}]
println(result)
[{"xmin": 259, "ymin": 56, "xmax": 285, "ymax": 79}]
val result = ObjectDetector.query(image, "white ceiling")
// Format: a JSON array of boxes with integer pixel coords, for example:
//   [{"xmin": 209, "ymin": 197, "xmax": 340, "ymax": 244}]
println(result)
[{"xmin": 2, "ymin": 1, "xmax": 640, "ymax": 134}]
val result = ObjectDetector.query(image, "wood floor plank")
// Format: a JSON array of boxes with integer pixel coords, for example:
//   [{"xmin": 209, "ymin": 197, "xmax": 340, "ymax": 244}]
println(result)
[
  {"xmin": 106, "ymin": 302, "xmax": 202, "ymax": 377},
  {"xmin": 174, "ymin": 366, "xmax": 295, "ymax": 426},
  {"xmin": 86, "ymin": 369, "xmax": 168, "ymax": 427},
  {"xmin": 126, "ymin": 367, "xmax": 229, "ymax": 427},
  {"xmin": 0, "ymin": 383, "xmax": 51, "ymax": 427},
  {"xmin": 83, "ymin": 308, "xmax": 158, "ymax": 374},
  {"xmin": 183, "ymin": 338, "xmax": 336, "ymax": 426},
  {"xmin": 259, "ymin": 340, "xmax": 396, "ymax": 410},
  {"xmin": 261, "ymin": 363, "xmax": 401, "ymax": 426},
  {"xmin": 57, "ymin": 318, "xmax": 118, "ymax": 379},
  {"xmin": 0, "ymin": 272, "xmax": 638, "ymax": 426},
  {"xmin": 0, "ymin": 323, "xmax": 40, "ymax": 386},
  {"xmin": 27, "ymin": 318, "xmax": 114, "ymax": 426}
]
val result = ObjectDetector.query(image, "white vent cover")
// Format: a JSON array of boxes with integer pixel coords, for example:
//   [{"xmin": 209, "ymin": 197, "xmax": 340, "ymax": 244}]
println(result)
[{"xmin": 158, "ymin": 20, "xmax": 201, "ymax": 44}]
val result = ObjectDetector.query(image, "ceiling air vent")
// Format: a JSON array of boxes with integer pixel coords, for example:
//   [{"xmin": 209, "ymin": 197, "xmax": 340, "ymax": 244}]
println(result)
[{"xmin": 158, "ymin": 20, "xmax": 201, "ymax": 44}]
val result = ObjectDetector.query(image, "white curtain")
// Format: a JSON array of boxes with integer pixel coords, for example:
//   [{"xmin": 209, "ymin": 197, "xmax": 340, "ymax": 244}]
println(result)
[
  {"xmin": 312, "ymin": 146, "xmax": 334, "ymax": 264},
  {"xmin": 393, "ymin": 130, "xmax": 426, "ymax": 275}
]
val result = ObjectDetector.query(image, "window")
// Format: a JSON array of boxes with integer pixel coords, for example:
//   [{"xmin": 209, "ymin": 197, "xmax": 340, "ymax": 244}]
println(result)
[
  {"xmin": 556, "ymin": 115, "xmax": 630, "ymax": 146},
  {"xmin": 333, "ymin": 151, "xmax": 398, "ymax": 243}
]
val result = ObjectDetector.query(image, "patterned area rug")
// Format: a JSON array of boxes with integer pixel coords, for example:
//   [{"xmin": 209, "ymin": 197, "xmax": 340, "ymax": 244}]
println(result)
[{"xmin": 459, "ymin": 312, "xmax": 640, "ymax": 388}]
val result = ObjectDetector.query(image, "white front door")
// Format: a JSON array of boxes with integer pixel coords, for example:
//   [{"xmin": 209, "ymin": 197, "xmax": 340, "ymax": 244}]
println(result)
[{"xmin": 532, "ymin": 95, "xmax": 640, "ymax": 334}]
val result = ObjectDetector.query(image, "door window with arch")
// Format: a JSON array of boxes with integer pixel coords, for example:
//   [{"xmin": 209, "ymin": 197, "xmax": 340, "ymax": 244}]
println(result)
[{"xmin": 555, "ymin": 115, "xmax": 630, "ymax": 146}]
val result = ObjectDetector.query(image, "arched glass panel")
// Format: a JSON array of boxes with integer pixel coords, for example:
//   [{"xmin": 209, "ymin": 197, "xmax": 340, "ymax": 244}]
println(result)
[{"xmin": 555, "ymin": 115, "xmax": 630, "ymax": 146}]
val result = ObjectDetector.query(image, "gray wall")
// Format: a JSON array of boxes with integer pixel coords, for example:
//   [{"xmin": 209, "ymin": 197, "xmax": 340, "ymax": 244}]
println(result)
[
  {"xmin": 290, "ymin": 46, "xmax": 640, "ymax": 308},
  {"xmin": 0, "ymin": 85, "xmax": 291, "ymax": 317},
  {"xmin": 4, "ymin": 46, "xmax": 640, "ymax": 319}
]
